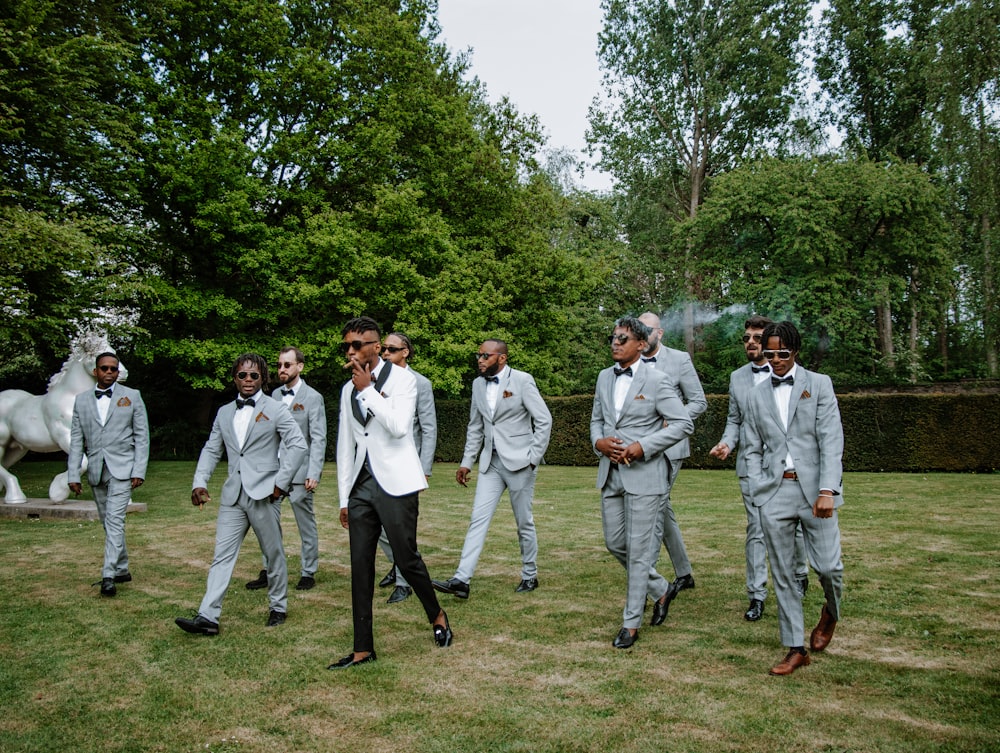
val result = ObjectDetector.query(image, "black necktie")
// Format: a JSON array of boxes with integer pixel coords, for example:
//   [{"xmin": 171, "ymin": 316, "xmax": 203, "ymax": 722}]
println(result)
[
  {"xmin": 771, "ymin": 375, "xmax": 793, "ymax": 387},
  {"xmin": 485, "ymin": 376, "xmax": 499, "ymax": 384},
  {"xmin": 614, "ymin": 366, "xmax": 633, "ymax": 377},
  {"xmin": 95, "ymin": 389, "xmax": 112, "ymax": 399},
  {"xmin": 236, "ymin": 397, "xmax": 256, "ymax": 410},
  {"xmin": 752, "ymin": 365, "xmax": 769, "ymax": 374},
  {"xmin": 281, "ymin": 388, "xmax": 294, "ymax": 397},
  {"xmin": 641, "ymin": 357, "xmax": 656, "ymax": 363}
]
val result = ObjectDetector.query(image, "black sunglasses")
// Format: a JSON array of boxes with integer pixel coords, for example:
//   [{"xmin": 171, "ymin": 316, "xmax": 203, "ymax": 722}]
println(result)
[
  {"xmin": 236, "ymin": 371, "xmax": 261, "ymax": 380},
  {"xmin": 339, "ymin": 339, "xmax": 380, "ymax": 355},
  {"xmin": 742, "ymin": 334, "xmax": 762, "ymax": 343},
  {"xmin": 381, "ymin": 346, "xmax": 406, "ymax": 354},
  {"xmin": 607, "ymin": 334, "xmax": 636, "ymax": 345}
]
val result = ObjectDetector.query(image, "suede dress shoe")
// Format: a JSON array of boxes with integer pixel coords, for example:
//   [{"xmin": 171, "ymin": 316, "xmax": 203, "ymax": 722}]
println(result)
[
  {"xmin": 432, "ymin": 577, "xmax": 470, "ymax": 599},
  {"xmin": 245, "ymin": 569, "xmax": 268, "ymax": 590},
  {"xmin": 387, "ymin": 585, "xmax": 412, "ymax": 604},
  {"xmin": 113, "ymin": 571, "xmax": 133, "ymax": 584},
  {"xmin": 744, "ymin": 599, "xmax": 764, "ymax": 622},
  {"xmin": 295, "ymin": 575, "xmax": 316, "ymax": 591},
  {"xmin": 175, "ymin": 615, "xmax": 220, "ymax": 636},
  {"xmin": 769, "ymin": 648, "xmax": 810, "ymax": 676},
  {"xmin": 613, "ymin": 627, "xmax": 639, "ymax": 649},
  {"xmin": 433, "ymin": 612, "xmax": 454, "ymax": 647},
  {"xmin": 515, "ymin": 578, "xmax": 538, "ymax": 593},
  {"xmin": 327, "ymin": 651, "xmax": 377, "ymax": 670},
  {"xmin": 266, "ymin": 610, "xmax": 286, "ymax": 627},
  {"xmin": 378, "ymin": 567, "xmax": 396, "ymax": 588},
  {"xmin": 673, "ymin": 573, "xmax": 696, "ymax": 592},
  {"xmin": 651, "ymin": 584, "xmax": 677, "ymax": 626},
  {"xmin": 810, "ymin": 603, "xmax": 837, "ymax": 652},
  {"xmin": 100, "ymin": 578, "xmax": 117, "ymax": 597}
]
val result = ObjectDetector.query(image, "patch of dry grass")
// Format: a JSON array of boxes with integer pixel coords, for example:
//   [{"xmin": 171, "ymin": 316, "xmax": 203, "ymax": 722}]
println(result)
[{"xmin": 0, "ymin": 462, "xmax": 997, "ymax": 753}]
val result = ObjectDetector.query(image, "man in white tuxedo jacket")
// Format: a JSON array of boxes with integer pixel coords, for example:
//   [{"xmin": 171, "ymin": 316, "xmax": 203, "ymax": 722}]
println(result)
[
  {"xmin": 638, "ymin": 312, "xmax": 706, "ymax": 598},
  {"xmin": 432, "ymin": 338, "xmax": 552, "ymax": 599},
  {"xmin": 245, "ymin": 346, "xmax": 327, "ymax": 592},
  {"xmin": 744, "ymin": 321, "xmax": 845, "ymax": 676},
  {"xmin": 591, "ymin": 317, "xmax": 694, "ymax": 649},
  {"xmin": 175, "ymin": 354, "xmax": 306, "ymax": 636},
  {"xmin": 68, "ymin": 351, "xmax": 149, "ymax": 597},
  {"xmin": 328, "ymin": 317, "xmax": 451, "ymax": 671},
  {"xmin": 710, "ymin": 315, "xmax": 808, "ymax": 622}
]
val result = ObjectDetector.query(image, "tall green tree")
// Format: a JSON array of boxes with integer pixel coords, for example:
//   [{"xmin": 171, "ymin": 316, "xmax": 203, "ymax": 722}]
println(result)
[{"xmin": 589, "ymin": 0, "xmax": 809, "ymax": 352}]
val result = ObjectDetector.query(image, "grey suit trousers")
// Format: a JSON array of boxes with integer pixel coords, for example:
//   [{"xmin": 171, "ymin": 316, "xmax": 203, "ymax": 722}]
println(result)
[
  {"xmin": 601, "ymin": 466, "xmax": 672, "ymax": 629},
  {"xmin": 740, "ymin": 475, "xmax": 808, "ymax": 601},
  {"xmin": 760, "ymin": 477, "xmax": 843, "ymax": 647},
  {"xmin": 93, "ymin": 465, "xmax": 132, "ymax": 579},
  {"xmin": 199, "ymin": 489, "xmax": 288, "ymax": 622},
  {"xmin": 652, "ymin": 460, "xmax": 693, "ymax": 578}
]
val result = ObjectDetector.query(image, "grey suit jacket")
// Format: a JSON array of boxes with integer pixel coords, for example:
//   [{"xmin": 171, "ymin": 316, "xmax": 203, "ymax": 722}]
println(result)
[
  {"xmin": 744, "ymin": 366, "xmax": 844, "ymax": 508},
  {"xmin": 589, "ymin": 362, "xmax": 694, "ymax": 495},
  {"xmin": 410, "ymin": 368, "xmax": 437, "ymax": 476},
  {"xmin": 717, "ymin": 362, "xmax": 765, "ymax": 477},
  {"xmin": 274, "ymin": 379, "xmax": 327, "ymax": 484},
  {"xmin": 67, "ymin": 384, "xmax": 150, "ymax": 486},
  {"xmin": 460, "ymin": 367, "xmax": 552, "ymax": 473},
  {"xmin": 644, "ymin": 346, "xmax": 707, "ymax": 461},
  {"xmin": 193, "ymin": 394, "xmax": 306, "ymax": 504}
]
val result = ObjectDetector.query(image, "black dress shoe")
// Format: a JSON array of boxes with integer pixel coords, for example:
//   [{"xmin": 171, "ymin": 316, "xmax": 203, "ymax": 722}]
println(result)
[
  {"xmin": 432, "ymin": 577, "xmax": 470, "ymax": 599},
  {"xmin": 327, "ymin": 651, "xmax": 377, "ymax": 669},
  {"xmin": 245, "ymin": 569, "xmax": 268, "ymax": 590},
  {"xmin": 433, "ymin": 612, "xmax": 454, "ymax": 647},
  {"xmin": 387, "ymin": 585, "xmax": 412, "ymax": 603},
  {"xmin": 651, "ymin": 584, "xmax": 677, "ymax": 626},
  {"xmin": 100, "ymin": 578, "xmax": 117, "ymax": 597},
  {"xmin": 175, "ymin": 615, "xmax": 220, "ymax": 636},
  {"xmin": 295, "ymin": 575, "xmax": 316, "ymax": 591},
  {"xmin": 266, "ymin": 610, "xmax": 286, "ymax": 627},
  {"xmin": 612, "ymin": 627, "xmax": 638, "ymax": 649},
  {"xmin": 113, "ymin": 571, "xmax": 132, "ymax": 583},
  {"xmin": 744, "ymin": 598, "xmax": 765, "ymax": 621},
  {"xmin": 673, "ymin": 573, "xmax": 696, "ymax": 592},
  {"xmin": 378, "ymin": 566, "xmax": 396, "ymax": 588},
  {"xmin": 796, "ymin": 575, "xmax": 809, "ymax": 597},
  {"xmin": 515, "ymin": 577, "xmax": 538, "ymax": 593}
]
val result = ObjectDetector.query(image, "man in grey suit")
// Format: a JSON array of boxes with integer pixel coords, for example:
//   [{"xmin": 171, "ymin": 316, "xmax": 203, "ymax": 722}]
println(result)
[
  {"xmin": 591, "ymin": 317, "xmax": 694, "ymax": 648},
  {"xmin": 710, "ymin": 315, "xmax": 808, "ymax": 621},
  {"xmin": 744, "ymin": 321, "xmax": 845, "ymax": 676},
  {"xmin": 638, "ymin": 311, "xmax": 706, "ymax": 603},
  {"xmin": 176, "ymin": 353, "xmax": 306, "ymax": 635},
  {"xmin": 68, "ymin": 351, "xmax": 149, "ymax": 597},
  {"xmin": 433, "ymin": 338, "xmax": 552, "ymax": 599},
  {"xmin": 245, "ymin": 346, "xmax": 327, "ymax": 592},
  {"xmin": 376, "ymin": 331, "xmax": 437, "ymax": 604}
]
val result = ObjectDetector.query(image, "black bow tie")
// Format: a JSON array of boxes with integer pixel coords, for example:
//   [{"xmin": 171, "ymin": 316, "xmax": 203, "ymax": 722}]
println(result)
[
  {"xmin": 771, "ymin": 375, "xmax": 794, "ymax": 387},
  {"xmin": 281, "ymin": 388, "xmax": 294, "ymax": 397},
  {"xmin": 752, "ymin": 365, "xmax": 769, "ymax": 373},
  {"xmin": 641, "ymin": 357, "xmax": 656, "ymax": 363},
  {"xmin": 95, "ymin": 389, "xmax": 112, "ymax": 399},
  {"xmin": 613, "ymin": 366, "xmax": 633, "ymax": 377},
  {"xmin": 236, "ymin": 397, "xmax": 256, "ymax": 409},
  {"xmin": 484, "ymin": 376, "xmax": 499, "ymax": 384}
]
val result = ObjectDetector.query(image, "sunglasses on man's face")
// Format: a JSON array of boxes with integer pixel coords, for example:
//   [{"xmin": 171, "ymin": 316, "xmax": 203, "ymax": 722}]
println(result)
[
  {"xmin": 742, "ymin": 334, "xmax": 762, "ymax": 343},
  {"xmin": 97, "ymin": 365, "xmax": 119, "ymax": 372},
  {"xmin": 236, "ymin": 371, "xmax": 261, "ymax": 380},
  {"xmin": 339, "ymin": 340, "xmax": 380, "ymax": 355},
  {"xmin": 762, "ymin": 350, "xmax": 793, "ymax": 361},
  {"xmin": 608, "ymin": 334, "xmax": 636, "ymax": 345},
  {"xmin": 381, "ymin": 346, "xmax": 406, "ymax": 354}
]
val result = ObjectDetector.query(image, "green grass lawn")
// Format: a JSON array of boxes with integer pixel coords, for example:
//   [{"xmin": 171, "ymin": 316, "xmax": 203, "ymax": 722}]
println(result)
[{"xmin": 1, "ymin": 461, "xmax": 998, "ymax": 753}]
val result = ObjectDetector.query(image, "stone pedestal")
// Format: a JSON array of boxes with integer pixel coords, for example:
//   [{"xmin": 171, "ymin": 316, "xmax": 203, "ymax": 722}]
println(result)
[{"xmin": 0, "ymin": 498, "xmax": 147, "ymax": 521}]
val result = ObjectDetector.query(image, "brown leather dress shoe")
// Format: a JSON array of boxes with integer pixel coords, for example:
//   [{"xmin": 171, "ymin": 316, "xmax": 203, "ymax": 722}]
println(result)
[
  {"xmin": 810, "ymin": 603, "xmax": 837, "ymax": 652},
  {"xmin": 769, "ymin": 649, "xmax": 810, "ymax": 676}
]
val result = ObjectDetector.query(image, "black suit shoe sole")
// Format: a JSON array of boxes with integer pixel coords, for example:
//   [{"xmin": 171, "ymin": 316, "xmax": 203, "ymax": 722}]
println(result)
[{"xmin": 327, "ymin": 652, "xmax": 377, "ymax": 669}]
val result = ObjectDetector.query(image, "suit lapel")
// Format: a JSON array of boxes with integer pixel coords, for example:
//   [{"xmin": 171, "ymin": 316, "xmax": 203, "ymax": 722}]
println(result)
[
  {"xmin": 786, "ymin": 369, "xmax": 806, "ymax": 427},
  {"xmin": 615, "ymin": 366, "xmax": 644, "ymax": 426}
]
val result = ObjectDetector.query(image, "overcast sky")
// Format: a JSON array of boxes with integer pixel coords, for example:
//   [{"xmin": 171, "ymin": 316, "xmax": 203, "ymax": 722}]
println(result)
[{"xmin": 436, "ymin": 0, "xmax": 613, "ymax": 191}]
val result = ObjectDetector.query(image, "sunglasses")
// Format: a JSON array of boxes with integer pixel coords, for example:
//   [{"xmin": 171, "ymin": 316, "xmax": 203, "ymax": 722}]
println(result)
[
  {"xmin": 762, "ymin": 350, "xmax": 793, "ymax": 361},
  {"xmin": 276, "ymin": 361, "xmax": 299, "ymax": 369},
  {"xmin": 96, "ymin": 365, "xmax": 119, "ymax": 372},
  {"xmin": 742, "ymin": 334, "xmax": 762, "ymax": 343},
  {"xmin": 476, "ymin": 352, "xmax": 501, "ymax": 360},
  {"xmin": 607, "ymin": 334, "xmax": 636, "ymax": 345},
  {"xmin": 339, "ymin": 340, "xmax": 380, "ymax": 355},
  {"xmin": 381, "ymin": 346, "xmax": 406, "ymax": 354},
  {"xmin": 236, "ymin": 371, "xmax": 261, "ymax": 380}
]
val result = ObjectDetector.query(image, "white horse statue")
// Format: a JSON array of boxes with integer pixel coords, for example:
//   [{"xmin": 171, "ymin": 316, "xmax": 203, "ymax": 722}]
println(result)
[{"xmin": 0, "ymin": 333, "xmax": 127, "ymax": 504}]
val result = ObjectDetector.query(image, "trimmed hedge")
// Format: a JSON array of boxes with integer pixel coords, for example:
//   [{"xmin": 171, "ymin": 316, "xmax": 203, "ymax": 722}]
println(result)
[{"xmin": 435, "ymin": 393, "xmax": 1000, "ymax": 472}]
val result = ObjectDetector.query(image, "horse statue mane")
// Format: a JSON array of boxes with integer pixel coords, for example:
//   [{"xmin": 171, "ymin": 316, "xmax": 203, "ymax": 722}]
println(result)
[{"xmin": 0, "ymin": 332, "xmax": 125, "ymax": 504}]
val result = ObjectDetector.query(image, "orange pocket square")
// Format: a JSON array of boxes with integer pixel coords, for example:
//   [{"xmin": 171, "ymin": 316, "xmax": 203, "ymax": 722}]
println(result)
[
  {"xmin": 634, "ymin": 394, "xmax": 646, "ymax": 400},
  {"xmin": 800, "ymin": 390, "xmax": 811, "ymax": 399},
  {"xmin": 292, "ymin": 403, "xmax": 305, "ymax": 412},
  {"xmin": 503, "ymin": 390, "xmax": 513, "ymax": 399},
  {"xmin": 255, "ymin": 411, "xmax": 270, "ymax": 422},
  {"xmin": 116, "ymin": 396, "xmax": 131, "ymax": 407}
]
